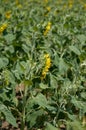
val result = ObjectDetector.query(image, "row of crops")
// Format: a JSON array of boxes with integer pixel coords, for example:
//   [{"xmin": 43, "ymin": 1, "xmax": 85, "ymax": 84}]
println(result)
[{"xmin": 0, "ymin": 0, "xmax": 86, "ymax": 130}]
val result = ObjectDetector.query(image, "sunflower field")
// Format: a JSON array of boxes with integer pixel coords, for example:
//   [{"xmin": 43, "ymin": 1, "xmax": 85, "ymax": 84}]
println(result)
[{"xmin": 0, "ymin": 0, "xmax": 86, "ymax": 130}]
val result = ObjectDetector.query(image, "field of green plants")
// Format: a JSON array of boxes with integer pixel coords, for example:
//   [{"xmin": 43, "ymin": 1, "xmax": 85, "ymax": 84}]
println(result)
[{"xmin": 0, "ymin": 0, "xmax": 86, "ymax": 130}]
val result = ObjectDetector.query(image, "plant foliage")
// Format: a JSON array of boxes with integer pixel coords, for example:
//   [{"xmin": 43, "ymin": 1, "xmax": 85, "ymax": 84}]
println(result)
[{"xmin": 0, "ymin": 0, "xmax": 86, "ymax": 130}]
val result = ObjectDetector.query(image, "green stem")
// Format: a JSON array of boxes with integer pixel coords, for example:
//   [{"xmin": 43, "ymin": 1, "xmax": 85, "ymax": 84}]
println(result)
[{"xmin": 21, "ymin": 86, "xmax": 28, "ymax": 130}]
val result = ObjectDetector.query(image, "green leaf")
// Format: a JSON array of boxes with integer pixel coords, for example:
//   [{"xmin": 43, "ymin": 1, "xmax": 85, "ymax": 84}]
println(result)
[
  {"xmin": 4, "ymin": 34, "xmax": 15, "ymax": 44},
  {"xmin": 81, "ymin": 92, "xmax": 86, "ymax": 99},
  {"xmin": 0, "ymin": 57, "xmax": 9, "ymax": 69},
  {"xmin": 39, "ymin": 83, "xmax": 48, "ymax": 89},
  {"xmin": 13, "ymin": 62, "xmax": 24, "ymax": 80},
  {"xmin": 0, "ymin": 103, "xmax": 17, "ymax": 127},
  {"xmin": 45, "ymin": 122, "xmax": 58, "ymax": 130},
  {"xmin": 77, "ymin": 34, "xmax": 86, "ymax": 44},
  {"xmin": 67, "ymin": 113, "xmax": 76, "ymax": 120},
  {"xmin": 27, "ymin": 109, "xmax": 44, "ymax": 127},
  {"xmin": 34, "ymin": 93, "xmax": 48, "ymax": 108},
  {"xmin": 3, "ymin": 69, "xmax": 15, "ymax": 84},
  {"xmin": 5, "ymin": 45, "xmax": 14, "ymax": 54},
  {"xmin": 22, "ymin": 44, "xmax": 29, "ymax": 54},
  {"xmin": 69, "ymin": 45, "xmax": 81, "ymax": 55},
  {"xmin": 59, "ymin": 58, "xmax": 69, "ymax": 74},
  {"xmin": 67, "ymin": 121, "xmax": 84, "ymax": 130},
  {"xmin": 71, "ymin": 97, "xmax": 86, "ymax": 113},
  {"xmin": 53, "ymin": 53, "xmax": 59, "ymax": 66},
  {"xmin": 50, "ymin": 74, "xmax": 57, "ymax": 88}
]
